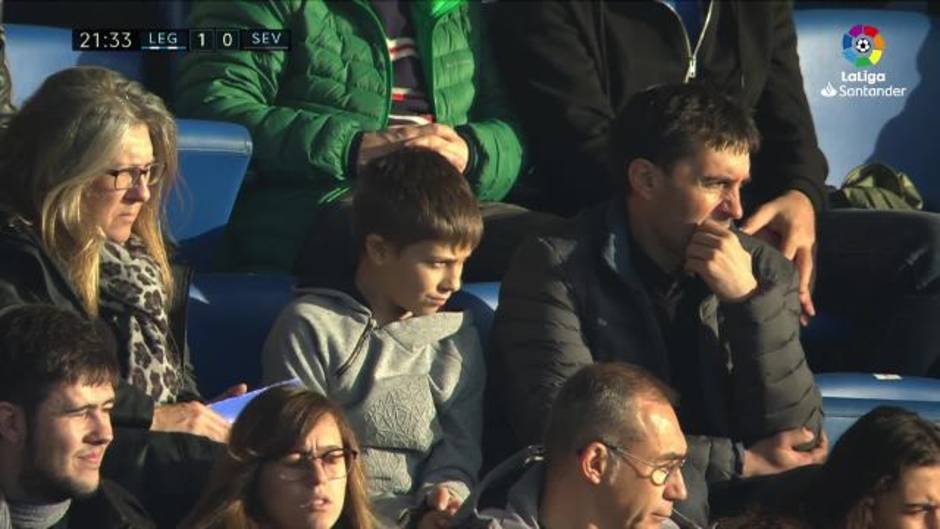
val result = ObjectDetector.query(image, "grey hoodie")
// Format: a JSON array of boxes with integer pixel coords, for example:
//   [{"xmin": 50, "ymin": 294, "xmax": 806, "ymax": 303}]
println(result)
[{"xmin": 262, "ymin": 288, "xmax": 485, "ymax": 525}]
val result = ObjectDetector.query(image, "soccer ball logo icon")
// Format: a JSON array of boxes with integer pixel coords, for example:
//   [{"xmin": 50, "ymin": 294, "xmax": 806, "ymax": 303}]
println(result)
[
  {"xmin": 843, "ymin": 25, "xmax": 884, "ymax": 67},
  {"xmin": 854, "ymin": 36, "xmax": 872, "ymax": 54}
]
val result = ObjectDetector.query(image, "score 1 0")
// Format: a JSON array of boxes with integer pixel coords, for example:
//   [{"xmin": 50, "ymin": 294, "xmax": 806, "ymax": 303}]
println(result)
[
  {"xmin": 73, "ymin": 28, "xmax": 290, "ymax": 52},
  {"xmin": 189, "ymin": 29, "xmax": 292, "ymax": 52},
  {"xmin": 140, "ymin": 29, "xmax": 291, "ymax": 52}
]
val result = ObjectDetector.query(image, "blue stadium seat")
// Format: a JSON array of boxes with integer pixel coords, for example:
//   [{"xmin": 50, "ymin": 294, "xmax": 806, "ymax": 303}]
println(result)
[
  {"xmin": 817, "ymin": 373, "xmax": 940, "ymax": 443},
  {"xmin": 823, "ymin": 397, "xmax": 940, "ymax": 444},
  {"xmin": 461, "ymin": 282, "xmax": 501, "ymax": 310},
  {"xmin": 449, "ymin": 282, "xmax": 500, "ymax": 342},
  {"xmin": 794, "ymin": 9, "xmax": 940, "ymax": 208},
  {"xmin": 794, "ymin": 9, "xmax": 940, "ymax": 376},
  {"xmin": 169, "ymin": 120, "xmax": 252, "ymax": 269},
  {"xmin": 817, "ymin": 372, "xmax": 940, "ymax": 401},
  {"xmin": 188, "ymin": 273, "xmax": 296, "ymax": 397}
]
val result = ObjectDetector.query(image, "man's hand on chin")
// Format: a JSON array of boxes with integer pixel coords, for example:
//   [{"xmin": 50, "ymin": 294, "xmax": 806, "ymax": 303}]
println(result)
[{"xmin": 684, "ymin": 219, "xmax": 758, "ymax": 303}]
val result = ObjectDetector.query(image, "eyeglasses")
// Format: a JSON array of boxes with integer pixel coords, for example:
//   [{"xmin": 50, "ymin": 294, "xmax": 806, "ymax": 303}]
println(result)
[
  {"xmin": 271, "ymin": 447, "xmax": 358, "ymax": 482},
  {"xmin": 600, "ymin": 441, "xmax": 686, "ymax": 486},
  {"xmin": 104, "ymin": 162, "xmax": 165, "ymax": 190}
]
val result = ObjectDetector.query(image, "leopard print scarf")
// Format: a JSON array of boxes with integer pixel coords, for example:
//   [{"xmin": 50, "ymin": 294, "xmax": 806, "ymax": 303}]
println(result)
[{"xmin": 99, "ymin": 236, "xmax": 182, "ymax": 403}]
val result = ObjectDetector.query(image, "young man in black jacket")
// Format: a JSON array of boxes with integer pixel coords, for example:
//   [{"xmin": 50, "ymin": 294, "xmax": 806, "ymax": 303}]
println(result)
[
  {"xmin": 0, "ymin": 304, "xmax": 154, "ymax": 529},
  {"xmin": 0, "ymin": 209, "xmax": 222, "ymax": 529},
  {"xmin": 493, "ymin": 1, "xmax": 940, "ymax": 377},
  {"xmin": 489, "ymin": 84, "xmax": 826, "ymax": 526}
]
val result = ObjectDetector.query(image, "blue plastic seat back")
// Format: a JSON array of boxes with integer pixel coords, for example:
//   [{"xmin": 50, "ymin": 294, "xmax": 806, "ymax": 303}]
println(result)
[
  {"xmin": 817, "ymin": 372, "xmax": 940, "ymax": 443},
  {"xmin": 188, "ymin": 273, "xmax": 296, "ymax": 397},
  {"xmin": 823, "ymin": 397, "xmax": 940, "ymax": 444},
  {"xmin": 4, "ymin": 23, "xmax": 145, "ymax": 106},
  {"xmin": 446, "ymin": 282, "xmax": 501, "ymax": 343},
  {"xmin": 794, "ymin": 9, "xmax": 940, "ymax": 208},
  {"xmin": 168, "ymin": 120, "xmax": 252, "ymax": 269},
  {"xmin": 816, "ymin": 372, "xmax": 940, "ymax": 401}
]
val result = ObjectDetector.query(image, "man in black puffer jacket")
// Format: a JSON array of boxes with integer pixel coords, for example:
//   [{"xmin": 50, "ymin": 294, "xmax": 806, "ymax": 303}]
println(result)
[
  {"xmin": 491, "ymin": 1, "xmax": 940, "ymax": 378},
  {"xmin": 488, "ymin": 84, "xmax": 825, "ymax": 527}
]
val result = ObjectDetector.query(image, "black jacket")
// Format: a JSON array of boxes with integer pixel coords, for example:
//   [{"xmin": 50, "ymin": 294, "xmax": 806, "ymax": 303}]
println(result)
[
  {"xmin": 487, "ymin": 201, "xmax": 822, "ymax": 524},
  {"xmin": 66, "ymin": 480, "xmax": 156, "ymax": 529},
  {"xmin": 489, "ymin": 198, "xmax": 822, "ymax": 444},
  {"xmin": 0, "ymin": 212, "xmax": 220, "ymax": 529},
  {"xmin": 492, "ymin": 1, "xmax": 828, "ymax": 216}
]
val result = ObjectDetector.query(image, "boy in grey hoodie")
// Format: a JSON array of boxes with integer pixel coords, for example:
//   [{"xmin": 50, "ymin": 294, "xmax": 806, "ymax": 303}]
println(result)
[{"xmin": 263, "ymin": 148, "xmax": 485, "ymax": 529}]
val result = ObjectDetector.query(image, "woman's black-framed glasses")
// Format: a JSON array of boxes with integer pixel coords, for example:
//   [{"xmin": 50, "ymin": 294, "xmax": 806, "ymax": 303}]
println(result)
[
  {"xmin": 273, "ymin": 447, "xmax": 359, "ymax": 482},
  {"xmin": 105, "ymin": 162, "xmax": 165, "ymax": 190}
]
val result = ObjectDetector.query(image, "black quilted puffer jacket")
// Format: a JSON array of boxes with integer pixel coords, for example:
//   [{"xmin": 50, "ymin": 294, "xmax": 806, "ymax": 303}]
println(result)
[{"xmin": 485, "ymin": 199, "xmax": 823, "ymax": 524}]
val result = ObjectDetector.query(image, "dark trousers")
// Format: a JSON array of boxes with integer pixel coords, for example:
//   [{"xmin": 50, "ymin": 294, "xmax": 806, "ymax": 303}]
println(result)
[{"xmin": 808, "ymin": 208, "xmax": 940, "ymax": 376}]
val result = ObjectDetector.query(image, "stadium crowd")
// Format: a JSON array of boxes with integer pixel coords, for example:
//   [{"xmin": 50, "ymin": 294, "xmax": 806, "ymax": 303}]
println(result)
[{"xmin": 1, "ymin": 1, "xmax": 939, "ymax": 529}]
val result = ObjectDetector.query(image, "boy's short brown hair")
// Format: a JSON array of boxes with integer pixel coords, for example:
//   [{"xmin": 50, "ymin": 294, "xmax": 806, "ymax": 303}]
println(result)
[{"xmin": 353, "ymin": 148, "xmax": 483, "ymax": 252}]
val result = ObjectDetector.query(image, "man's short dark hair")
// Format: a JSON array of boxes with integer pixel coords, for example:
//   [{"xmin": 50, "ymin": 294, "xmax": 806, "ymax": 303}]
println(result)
[
  {"xmin": 353, "ymin": 147, "xmax": 483, "ymax": 252},
  {"xmin": 543, "ymin": 363, "xmax": 679, "ymax": 461},
  {"xmin": 608, "ymin": 83, "xmax": 760, "ymax": 183},
  {"xmin": 0, "ymin": 304, "xmax": 119, "ymax": 414}
]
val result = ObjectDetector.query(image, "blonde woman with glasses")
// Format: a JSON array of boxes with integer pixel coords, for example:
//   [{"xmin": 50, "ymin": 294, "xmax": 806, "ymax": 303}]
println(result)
[
  {"xmin": 182, "ymin": 385, "xmax": 374, "ymax": 529},
  {"xmin": 0, "ymin": 66, "xmax": 238, "ymax": 527}
]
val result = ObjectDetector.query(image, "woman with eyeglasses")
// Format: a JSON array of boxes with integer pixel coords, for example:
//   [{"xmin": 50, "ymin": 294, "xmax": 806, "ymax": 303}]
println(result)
[
  {"xmin": 181, "ymin": 385, "xmax": 374, "ymax": 529},
  {"xmin": 0, "ymin": 66, "xmax": 232, "ymax": 526}
]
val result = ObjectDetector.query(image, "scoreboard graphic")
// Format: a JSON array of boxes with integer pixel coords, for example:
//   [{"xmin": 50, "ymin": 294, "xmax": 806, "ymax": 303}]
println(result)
[{"xmin": 72, "ymin": 29, "xmax": 291, "ymax": 52}]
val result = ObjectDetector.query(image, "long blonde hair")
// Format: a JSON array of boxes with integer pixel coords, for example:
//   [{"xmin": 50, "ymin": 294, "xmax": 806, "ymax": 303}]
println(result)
[
  {"xmin": 181, "ymin": 386, "xmax": 375, "ymax": 529},
  {"xmin": 0, "ymin": 66, "xmax": 177, "ymax": 315}
]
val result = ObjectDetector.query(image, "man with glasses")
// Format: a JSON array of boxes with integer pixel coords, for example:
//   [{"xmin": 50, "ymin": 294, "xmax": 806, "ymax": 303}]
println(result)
[
  {"xmin": 488, "ymin": 83, "xmax": 826, "ymax": 526},
  {"xmin": 458, "ymin": 363, "xmax": 689, "ymax": 529}
]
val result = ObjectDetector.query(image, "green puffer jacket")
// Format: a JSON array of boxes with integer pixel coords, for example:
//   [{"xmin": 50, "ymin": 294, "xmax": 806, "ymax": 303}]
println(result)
[{"xmin": 176, "ymin": 0, "xmax": 523, "ymax": 272}]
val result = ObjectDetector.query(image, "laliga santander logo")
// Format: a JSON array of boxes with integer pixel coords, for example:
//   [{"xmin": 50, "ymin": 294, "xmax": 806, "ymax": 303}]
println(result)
[
  {"xmin": 843, "ymin": 24, "xmax": 884, "ymax": 67},
  {"xmin": 820, "ymin": 24, "xmax": 904, "ymax": 99}
]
